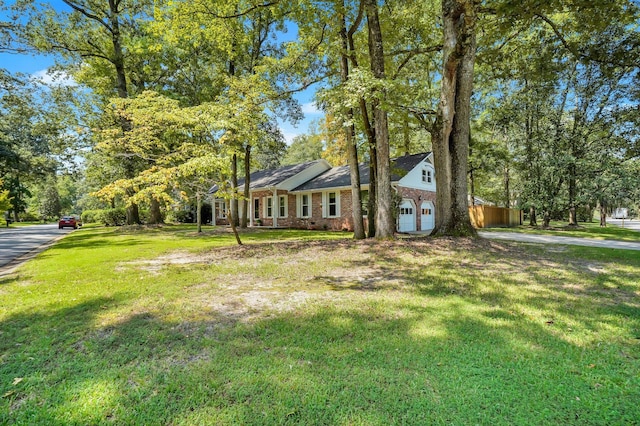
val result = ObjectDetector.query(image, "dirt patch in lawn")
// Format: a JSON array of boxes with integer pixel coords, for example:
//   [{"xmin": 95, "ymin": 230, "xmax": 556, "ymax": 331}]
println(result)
[{"xmin": 119, "ymin": 236, "xmax": 638, "ymax": 324}]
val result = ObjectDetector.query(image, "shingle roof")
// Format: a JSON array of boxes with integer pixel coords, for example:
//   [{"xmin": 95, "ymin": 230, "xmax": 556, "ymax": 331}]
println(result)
[
  {"xmin": 292, "ymin": 152, "xmax": 430, "ymax": 192},
  {"xmin": 208, "ymin": 160, "xmax": 325, "ymax": 194}
]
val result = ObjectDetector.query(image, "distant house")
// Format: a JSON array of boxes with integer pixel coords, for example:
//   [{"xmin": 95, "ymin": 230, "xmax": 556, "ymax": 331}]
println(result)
[{"xmin": 210, "ymin": 152, "xmax": 436, "ymax": 233}]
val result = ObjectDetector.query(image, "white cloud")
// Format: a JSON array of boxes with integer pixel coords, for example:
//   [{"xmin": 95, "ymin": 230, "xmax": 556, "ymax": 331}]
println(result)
[
  {"xmin": 301, "ymin": 102, "xmax": 322, "ymax": 115},
  {"xmin": 31, "ymin": 69, "xmax": 76, "ymax": 87}
]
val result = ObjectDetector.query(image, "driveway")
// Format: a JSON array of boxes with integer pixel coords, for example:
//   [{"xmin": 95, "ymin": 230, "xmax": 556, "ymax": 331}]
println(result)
[
  {"xmin": 480, "ymin": 222, "xmax": 640, "ymax": 251},
  {"xmin": 0, "ymin": 224, "xmax": 74, "ymax": 272}
]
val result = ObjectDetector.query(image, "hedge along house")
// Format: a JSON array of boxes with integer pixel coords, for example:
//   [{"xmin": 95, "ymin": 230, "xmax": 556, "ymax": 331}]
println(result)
[{"xmin": 210, "ymin": 152, "xmax": 436, "ymax": 233}]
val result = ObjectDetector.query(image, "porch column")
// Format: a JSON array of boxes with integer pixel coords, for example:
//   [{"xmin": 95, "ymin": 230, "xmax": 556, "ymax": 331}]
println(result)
[
  {"xmin": 249, "ymin": 191, "xmax": 253, "ymax": 227},
  {"xmin": 273, "ymin": 188, "xmax": 278, "ymax": 228}
]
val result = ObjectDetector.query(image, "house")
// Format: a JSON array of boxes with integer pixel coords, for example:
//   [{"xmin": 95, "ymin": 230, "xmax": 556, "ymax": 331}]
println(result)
[{"xmin": 210, "ymin": 152, "xmax": 437, "ymax": 233}]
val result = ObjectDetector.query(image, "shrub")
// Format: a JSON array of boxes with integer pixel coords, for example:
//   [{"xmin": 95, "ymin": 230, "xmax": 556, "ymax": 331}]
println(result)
[
  {"xmin": 81, "ymin": 210, "xmax": 102, "ymax": 224},
  {"xmin": 101, "ymin": 208, "xmax": 127, "ymax": 226},
  {"xmin": 82, "ymin": 208, "xmax": 127, "ymax": 226}
]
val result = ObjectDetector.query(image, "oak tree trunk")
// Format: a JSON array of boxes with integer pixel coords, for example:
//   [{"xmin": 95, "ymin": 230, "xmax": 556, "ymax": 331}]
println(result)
[
  {"xmin": 432, "ymin": 0, "xmax": 477, "ymax": 237},
  {"xmin": 340, "ymin": 3, "xmax": 365, "ymax": 239},
  {"xmin": 148, "ymin": 197, "xmax": 163, "ymax": 224},
  {"xmin": 231, "ymin": 153, "xmax": 239, "ymax": 227},
  {"xmin": 364, "ymin": 0, "xmax": 395, "ymax": 239},
  {"xmin": 241, "ymin": 145, "xmax": 251, "ymax": 228}
]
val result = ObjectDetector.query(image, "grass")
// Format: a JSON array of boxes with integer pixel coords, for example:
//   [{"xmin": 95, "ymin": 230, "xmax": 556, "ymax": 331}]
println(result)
[
  {"xmin": 1, "ymin": 225, "xmax": 639, "ymax": 425},
  {"xmin": 480, "ymin": 220, "xmax": 640, "ymax": 242}
]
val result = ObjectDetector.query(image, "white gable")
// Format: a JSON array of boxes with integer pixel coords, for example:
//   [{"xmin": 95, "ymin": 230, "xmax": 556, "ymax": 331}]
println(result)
[
  {"xmin": 278, "ymin": 159, "xmax": 332, "ymax": 191},
  {"xmin": 397, "ymin": 154, "xmax": 436, "ymax": 191}
]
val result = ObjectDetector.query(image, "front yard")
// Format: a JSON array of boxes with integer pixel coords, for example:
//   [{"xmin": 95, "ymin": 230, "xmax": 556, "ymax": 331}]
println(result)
[{"xmin": 1, "ymin": 226, "xmax": 639, "ymax": 425}]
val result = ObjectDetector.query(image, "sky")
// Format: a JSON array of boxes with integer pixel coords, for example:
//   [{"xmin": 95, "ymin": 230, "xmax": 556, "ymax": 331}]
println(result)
[{"xmin": 0, "ymin": 2, "xmax": 323, "ymax": 144}]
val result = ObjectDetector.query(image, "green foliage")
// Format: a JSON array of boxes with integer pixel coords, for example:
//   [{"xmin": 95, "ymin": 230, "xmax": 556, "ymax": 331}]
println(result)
[
  {"xmin": 282, "ymin": 134, "xmax": 324, "ymax": 165},
  {"xmin": 39, "ymin": 183, "xmax": 61, "ymax": 221},
  {"xmin": 1, "ymin": 228, "xmax": 639, "ymax": 424},
  {"xmin": 83, "ymin": 208, "xmax": 127, "ymax": 226}
]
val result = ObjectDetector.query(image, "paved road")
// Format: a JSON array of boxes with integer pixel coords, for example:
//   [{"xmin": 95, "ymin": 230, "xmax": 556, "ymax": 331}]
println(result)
[
  {"xmin": 480, "ymin": 227, "xmax": 640, "ymax": 251},
  {"xmin": 608, "ymin": 218, "xmax": 640, "ymax": 232},
  {"xmin": 0, "ymin": 224, "xmax": 73, "ymax": 269}
]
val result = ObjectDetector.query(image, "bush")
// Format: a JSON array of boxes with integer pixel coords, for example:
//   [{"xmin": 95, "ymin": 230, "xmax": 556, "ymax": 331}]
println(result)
[
  {"xmin": 82, "ymin": 208, "xmax": 127, "ymax": 226},
  {"xmin": 81, "ymin": 210, "xmax": 102, "ymax": 224},
  {"xmin": 101, "ymin": 208, "xmax": 127, "ymax": 226}
]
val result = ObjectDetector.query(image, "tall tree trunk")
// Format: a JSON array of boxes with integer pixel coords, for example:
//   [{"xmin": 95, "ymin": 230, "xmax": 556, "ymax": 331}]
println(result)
[
  {"xmin": 196, "ymin": 192, "xmax": 202, "ymax": 233},
  {"xmin": 368, "ymin": 146, "xmax": 377, "ymax": 238},
  {"xmin": 148, "ymin": 197, "xmax": 163, "ymax": 224},
  {"xmin": 503, "ymin": 165, "xmax": 510, "ymax": 208},
  {"xmin": 231, "ymin": 153, "xmax": 239, "ymax": 227},
  {"xmin": 568, "ymin": 162, "xmax": 578, "ymax": 226},
  {"xmin": 340, "ymin": 3, "xmax": 365, "ymax": 239},
  {"xmin": 364, "ymin": 0, "xmax": 395, "ymax": 239},
  {"xmin": 599, "ymin": 200, "xmax": 607, "ymax": 227},
  {"xmin": 241, "ymin": 145, "xmax": 251, "ymax": 228},
  {"xmin": 432, "ymin": 0, "xmax": 477, "ymax": 237},
  {"xmin": 109, "ymin": 1, "xmax": 139, "ymax": 225},
  {"xmin": 345, "ymin": 9, "xmax": 376, "ymax": 238},
  {"xmin": 529, "ymin": 205, "xmax": 537, "ymax": 226}
]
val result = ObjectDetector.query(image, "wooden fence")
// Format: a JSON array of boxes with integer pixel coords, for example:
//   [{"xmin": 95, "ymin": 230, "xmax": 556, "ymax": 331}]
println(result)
[{"xmin": 469, "ymin": 205, "xmax": 522, "ymax": 228}]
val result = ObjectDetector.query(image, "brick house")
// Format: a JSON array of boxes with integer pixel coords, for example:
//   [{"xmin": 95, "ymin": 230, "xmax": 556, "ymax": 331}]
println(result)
[{"xmin": 210, "ymin": 152, "xmax": 436, "ymax": 233}]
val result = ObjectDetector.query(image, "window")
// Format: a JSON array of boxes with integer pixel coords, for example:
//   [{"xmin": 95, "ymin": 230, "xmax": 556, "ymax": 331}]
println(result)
[
  {"xmin": 328, "ymin": 192, "xmax": 337, "ymax": 216},
  {"xmin": 265, "ymin": 197, "xmax": 273, "ymax": 218},
  {"xmin": 300, "ymin": 194, "xmax": 310, "ymax": 217},
  {"xmin": 422, "ymin": 169, "xmax": 432, "ymax": 184},
  {"xmin": 400, "ymin": 207, "xmax": 413, "ymax": 215},
  {"xmin": 279, "ymin": 195, "xmax": 287, "ymax": 217},
  {"xmin": 421, "ymin": 208, "xmax": 432, "ymax": 215},
  {"xmin": 217, "ymin": 200, "xmax": 227, "ymax": 218},
  {"xmin": 254, "ymin": 198, "xmax": 260, "ymax": 219}
]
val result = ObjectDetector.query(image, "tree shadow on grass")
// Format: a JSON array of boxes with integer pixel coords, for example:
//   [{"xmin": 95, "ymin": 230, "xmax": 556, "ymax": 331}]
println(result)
[
  {"xmin": 2, "ymin": 236, "xmax": 639, "ymax": 424},
  {"xmin": 2, "ymin": 287, "xmax": 639, "ymax": 425}
]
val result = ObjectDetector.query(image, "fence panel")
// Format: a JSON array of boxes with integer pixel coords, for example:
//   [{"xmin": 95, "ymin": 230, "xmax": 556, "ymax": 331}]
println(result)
[{"xmin": 469, "ymin": 205, "xmax": 522, "ymax": 228}]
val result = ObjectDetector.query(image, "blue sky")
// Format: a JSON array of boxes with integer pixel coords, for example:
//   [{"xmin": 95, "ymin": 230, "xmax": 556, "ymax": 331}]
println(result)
[{"xmin": 0, "ymin": 2, "xmax": 322, "ymax": 144}]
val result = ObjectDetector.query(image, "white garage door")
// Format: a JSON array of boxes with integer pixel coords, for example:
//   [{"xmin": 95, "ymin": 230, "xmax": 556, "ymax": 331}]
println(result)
[
  {"xmin": 398, "ymin": 200, "xmax": 416, "ymax": 232},
  {"xmin": 421, "ymin": 201, "xmax": 435, "ymax": 231}
]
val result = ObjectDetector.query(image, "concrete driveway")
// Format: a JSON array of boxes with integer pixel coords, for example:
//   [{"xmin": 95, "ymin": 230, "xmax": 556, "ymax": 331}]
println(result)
[
  {"xmin": 0, "ymin": 224, "xmax": 74, "ymax": 272},
  {"xmin": 480, "ymin": 220, "xmax": 640, "ymax": 251}
]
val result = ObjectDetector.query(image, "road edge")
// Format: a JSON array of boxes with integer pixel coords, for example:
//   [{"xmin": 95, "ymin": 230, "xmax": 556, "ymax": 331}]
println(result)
[{"xmin": 0, "ymin": 232, "xmax": 70, "ymax": 278}]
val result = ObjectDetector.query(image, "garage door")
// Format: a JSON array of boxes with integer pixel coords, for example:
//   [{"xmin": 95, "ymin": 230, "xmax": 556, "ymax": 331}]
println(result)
[
  {"xmin": 398, "ymin": 200, "xmax": 416, "ymax": 232},
  {"xmin": 421, "ymin": 201, "xmax": 435, "ymax": 231}
]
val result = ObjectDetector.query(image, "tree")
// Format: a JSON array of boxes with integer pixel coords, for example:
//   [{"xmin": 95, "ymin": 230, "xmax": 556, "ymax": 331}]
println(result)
[{"xmin": 282, "ymin": 134, "xmax": 324, "ymax": 165}]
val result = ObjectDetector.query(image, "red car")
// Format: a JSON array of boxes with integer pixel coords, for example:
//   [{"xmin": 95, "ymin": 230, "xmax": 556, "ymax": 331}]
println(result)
[{"xmin": 58, "ymin": 216, "xmax": 78, "ymax": 229}]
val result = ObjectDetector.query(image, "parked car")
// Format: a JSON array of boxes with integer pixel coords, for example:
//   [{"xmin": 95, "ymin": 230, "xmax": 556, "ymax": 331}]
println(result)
[{"xmin": 58, "ymin": 216, "xmax": 78, "ymax": 229}]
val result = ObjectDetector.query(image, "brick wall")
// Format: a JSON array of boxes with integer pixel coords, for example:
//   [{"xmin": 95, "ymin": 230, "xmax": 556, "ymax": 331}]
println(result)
[
  {"xmin": 221, "ymin": 185, "xmax": 436, "ymax": 232},
  {"xmin": 396, "ymin": 186, "xmax": 436, "ymax": 231}
]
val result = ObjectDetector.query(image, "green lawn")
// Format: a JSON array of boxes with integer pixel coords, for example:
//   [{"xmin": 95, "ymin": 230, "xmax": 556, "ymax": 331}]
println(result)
[
  {"xmin": 1, "ymin": 225, "xmax": 639, "ymax": 425},
  {"xmin": 480, "ymin": 220, "xmax": 640, "ymax": 242}
]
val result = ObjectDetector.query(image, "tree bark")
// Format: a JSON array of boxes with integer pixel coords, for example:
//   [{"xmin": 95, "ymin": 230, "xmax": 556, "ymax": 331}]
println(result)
[
  {"xmin": 196, "ymin": 192, "xmax": 202, "ymax": 233},
  {"xmin": 364, "ymin": 0, "xmax": 395, "ymax": 239},
  {"xmin": 368, "ymin": 145, "xmax": 377, "ymax": 238},
  {"xmin": 241, "ymin": 145, "xmax": 251, "ymax": 228},
  {"xmin": 107, "ymin": 0, "xmax": 140, "ymax": 225},
  {"xmin": 529, "ymin": 205, "xmax": 537, "ymax": 226},
  {"xmin": 148, "ymin": 197, "xmax": 163, "ymax": 224},
  {"xmin": 432, "ymin": 0, "xmax": 477, "ymax": 237},
  {"xmin": 340, "ymin": 3, "xmax": 365, "ymax": 240},
  {"xmin": 230, "ymin": 153, "xmax": 239, "ymax": 227}
]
